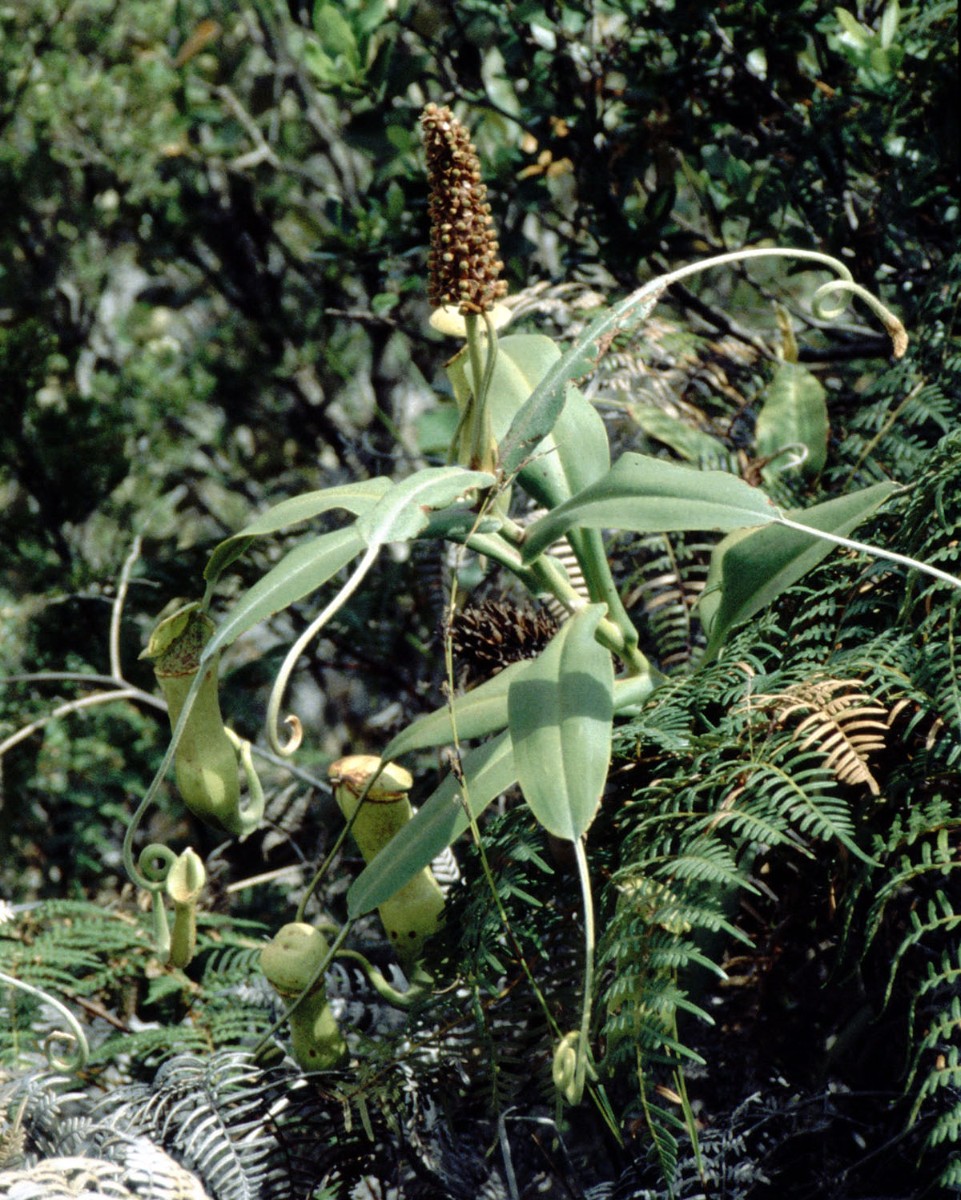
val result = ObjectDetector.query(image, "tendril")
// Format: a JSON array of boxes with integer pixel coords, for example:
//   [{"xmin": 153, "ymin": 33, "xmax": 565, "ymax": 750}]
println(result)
[
  {"xmin": 811, "ymin": 278, "xmax": 909, "ymax": 357},
  {"xmin": 223, "ymin": 727, "xmax": 270, "ymax": 827},
  {"xmin": 138, "ymin": 843, "xmax": 178, "ymax": 883},
  {"xmin": 135, "ymin": 846, "xmax": 175, "ymax": 956},
  {"xmin": 650, "ymin": 246, "xmax": 907, "ymax": 359},
  {"xmin": 265, "ymin": 541, "xmax": 382, "ymax": 755},
  {"xmin": 0, "ymin": 970, "xmax": 90, "ymax": 1070}
]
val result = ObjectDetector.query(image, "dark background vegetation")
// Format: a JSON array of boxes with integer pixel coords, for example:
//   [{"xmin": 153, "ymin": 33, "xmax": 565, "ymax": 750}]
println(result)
[{"xmin": 1, "ymin": 2, "xmax": 959, "ymax": 1197}]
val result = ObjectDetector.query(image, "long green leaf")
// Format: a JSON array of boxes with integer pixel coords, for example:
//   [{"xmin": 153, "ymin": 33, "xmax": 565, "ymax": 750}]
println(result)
[
  {"xmin": 494, "ymin": 337, "xmax": 639, "ymax": 644},
  {"xmin": 382, "ymin": 658, "xmax": 532, "ymax": 760},
  {"xmin": 451, "ymin": 335, "xmax": 638, "ymax": 641},
  {"xmin": 480, "ymin": 335, "xmax": 612, "ymax": 504},
  {"xmin": 630, "ymin": 404, "xmax": 727, "ymax": 463},
  {"xmin": 508, "ymin": 605, "xmax": 613, "ymax": 841},
  {"xmin": 522, "ymin": 453, "xmax": 779, "ymax": 563},
  {"xmin": 498, "ymin": 281, "xmax": 666, "ymax": 477},
  {"xmin": 202, "ymin": 524, "xmax": 365, "ymax": 660},
  {"xmin": 385, "ymin": 665, "xmax": 663, "ymax": 762},
  {"xmin": 698, "ymin": 481, "xmax": 899, "ymax": 659},
  {"xmin": 347, "ymin": 731, "xmax": 517, "ymax": 917},
  {"xmin": 417, "ymin": 505, "xmax": 503, "ymax": 542},
  {"xmin": 447, "ymin": 333, "xmax": 613, "ymax": 533},
  {"xmin": 204, "ymin": 469, "xmax": 493, "ymax": 668},
  {"xmin": 203, "ymin": 478, "xmax": 393, "ymax": 589},
  {"xmin": 356, "ymin": 465, "xmax": 494, "ymax": 545}
]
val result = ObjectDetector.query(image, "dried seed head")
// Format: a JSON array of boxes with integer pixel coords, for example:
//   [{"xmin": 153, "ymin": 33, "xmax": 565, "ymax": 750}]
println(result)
[
  {"xmin": 421, "ymin": 103, "xmax": 508, "ymax": 315},
  {"xmin": 450, "ymin": 597, "xmax": 559, "ymax": 689}
]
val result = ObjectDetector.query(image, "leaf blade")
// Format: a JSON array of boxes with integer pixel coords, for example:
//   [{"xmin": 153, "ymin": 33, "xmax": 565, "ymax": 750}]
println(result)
[
  {"xmin": 382, "ymin": 658, "xmax": 532, "ymax": 760},
  {"xmin": 508, "ymin": 605, "xmax": 613, "ymax": 840},
  {"xmin": 203, "ymin": 478, "xmax": 393, "ymax": 589},
  {"xmin": 698, "ymin": 481, "xmax": 899, "ymax": 659},
  {"xmin": 754, "ymin": 361, "xmax": 828, "ymax": 483},
  {"xmin": 356, "ymin": 465, "xmax": 495, "ymax": 545},
  {"xmin": 498, "ymin": 282, "xmax": 666, "ymax": 477},
  {"xmin": 522, "ymin": 453, "xmax": 779, "ymax": 562},
  {"xmin": 203, "ymin": 524, "xmax": 365, "ymax": 659}
]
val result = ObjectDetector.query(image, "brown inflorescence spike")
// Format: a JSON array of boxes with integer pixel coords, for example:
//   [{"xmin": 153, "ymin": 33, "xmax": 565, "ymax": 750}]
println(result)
[{"xmin": 420, "ymin": 103, "xmax": 508, "ymax": 315}]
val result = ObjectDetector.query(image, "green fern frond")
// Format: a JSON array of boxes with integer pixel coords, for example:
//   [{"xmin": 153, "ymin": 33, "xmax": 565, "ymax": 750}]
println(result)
[
  {"xmin": 636, "ymin": 1077, "xmax": 684, "ymax": 1189},
  {"xmin": 615, "ymin": 531, "xmax": 714, "ymax": 672},
  {"xmin": 909, "ymin": 946, "xmax": 961, "ymax": 1046},
  {"xmin": 883, "ymin": 890, "xmax": 961, "ymax": 1010},
  {"xmin": 0, "ymin": 898, "xmax": 282, "ymax": 1072},
  {"xmin": 864, "ymin": 823, "xmax": 961, "ymax": 955}
]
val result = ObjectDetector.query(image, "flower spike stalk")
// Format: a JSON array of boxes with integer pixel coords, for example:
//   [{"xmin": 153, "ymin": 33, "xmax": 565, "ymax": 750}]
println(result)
[{"xmin": 329, "ymin": 755, "xmax": 445, "ymax": 971}]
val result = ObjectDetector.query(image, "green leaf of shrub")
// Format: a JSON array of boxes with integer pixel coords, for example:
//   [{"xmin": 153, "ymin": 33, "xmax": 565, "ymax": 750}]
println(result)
[
  {"xmin": 310, "ymin": 4, "xmax": 361, "ymax": 79},
  {"xmin": 382, "ymin": 658, "xmax": 532, "ymax": 759},
  {"xmin": 385, "ymin": 664, "xmax": 662, "ymax": 763},
  {"xmin": 522, "ymin": 453, "xmax": 779, "ymax": 562},
  {"xmin": 698, "ymin": 481, "xmax": 899, "ymax": 659},
  {"xmin": 356, "ymin": 465, "xmax": 494, "ymax": 545},
  {"xmin": 630, "ymin": 403, "xmax": 725, "ymax": 462},
  {"xmin": 202, "ymin": 525, "xmax": 365, "ymax": 660},
  {"xmin": 498, "ymin": 281, "xmax": 666, "ymax": 477},
  {"xmin": 204, "ymin": 478, "xmax": 392, "ymax": 589},
  {"xmin": 508, "ymin": 605, "xmax": 613, "ymax": 841}
]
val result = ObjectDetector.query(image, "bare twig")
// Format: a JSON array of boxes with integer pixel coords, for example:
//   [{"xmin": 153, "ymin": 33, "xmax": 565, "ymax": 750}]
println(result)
[
  {"xmin": 110, "ymin": 534, "xmax": 143, "ymax": 679},
  {"xmin": 214, "ymin": 84, "xmax": 281, "ymax": 169},
  {"xmin": 0, "ymin": 688, "xmax": 154, "ymax": 759}
]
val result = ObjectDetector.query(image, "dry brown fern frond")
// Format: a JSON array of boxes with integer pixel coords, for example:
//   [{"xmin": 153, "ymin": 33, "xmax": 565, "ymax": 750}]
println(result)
[{"xmin": 748, "ymin": 678, "xmax": 890, "ymax": 796}]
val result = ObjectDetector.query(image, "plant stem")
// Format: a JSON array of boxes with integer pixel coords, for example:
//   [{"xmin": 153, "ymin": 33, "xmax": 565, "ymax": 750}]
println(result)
[
  {"xmin": 573, "ymin": 836, "xmax": 596, "ymax": 1102},
  {"xmin": 526, "ymin": 552, "xmax": 658, "ymax": 677},
  {"xmin": 463, "ymin": 311, "xmax": 498, "ymax": 471}
]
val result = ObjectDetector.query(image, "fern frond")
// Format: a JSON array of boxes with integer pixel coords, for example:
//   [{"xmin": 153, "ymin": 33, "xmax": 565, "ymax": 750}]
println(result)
[
  {"xmin": 863, "ymin": 824, "xmax": 961, "ymax": 955},
  {"xmin": 0, "ymin": 1155, "xmax": 151, "ymax": 1199},
  {"xmin": 738, "ymin": 750, "xmax": 862, "ymax": 854},
  {"xmin": 883, "ymin": 890, "xmax": 961, "ymax": 1010},
  {"xmin": 636, "ymin": 1078, "xmax": 683, "ymax": 1191},
  {"xmin": 703, "ymin": 783, "xmax": 808, "ymax": 851},
  {"xmin": 104, "ymin": 1053, "xmax": 285, "ymax": 1200},
  {"xmin": 655, "ymin": 839, "xmax": 743, "ymax": 888},
  {"xmin": 616, "ymin": 532, "xmax": 713, "ymax": 672},
  {"xmin": 909, "ymin": 945, "xmax": 961, "ymax": 1047},
  {"xmin": 746, "ymin": 677, "xmax": 889, "ymax": 796}
]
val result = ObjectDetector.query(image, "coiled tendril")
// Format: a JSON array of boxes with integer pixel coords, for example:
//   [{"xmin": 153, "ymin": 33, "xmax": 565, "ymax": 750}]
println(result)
[{"xmin": 0, "ymin": 971, "xmax": 90, "ymax": 1070}]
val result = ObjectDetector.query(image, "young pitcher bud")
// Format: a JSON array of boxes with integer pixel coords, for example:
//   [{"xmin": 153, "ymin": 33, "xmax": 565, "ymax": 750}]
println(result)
[
  {"xmin": 329, "ymin": 755, "xmax": 445, "ymax": 970},
  {"xmin": 166, "ymin": 847, "xmax": 205, "ymax": 970},
  {"xmin": 261, "ymin": 922, "xmax": 346, "ymax": 1070}
]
